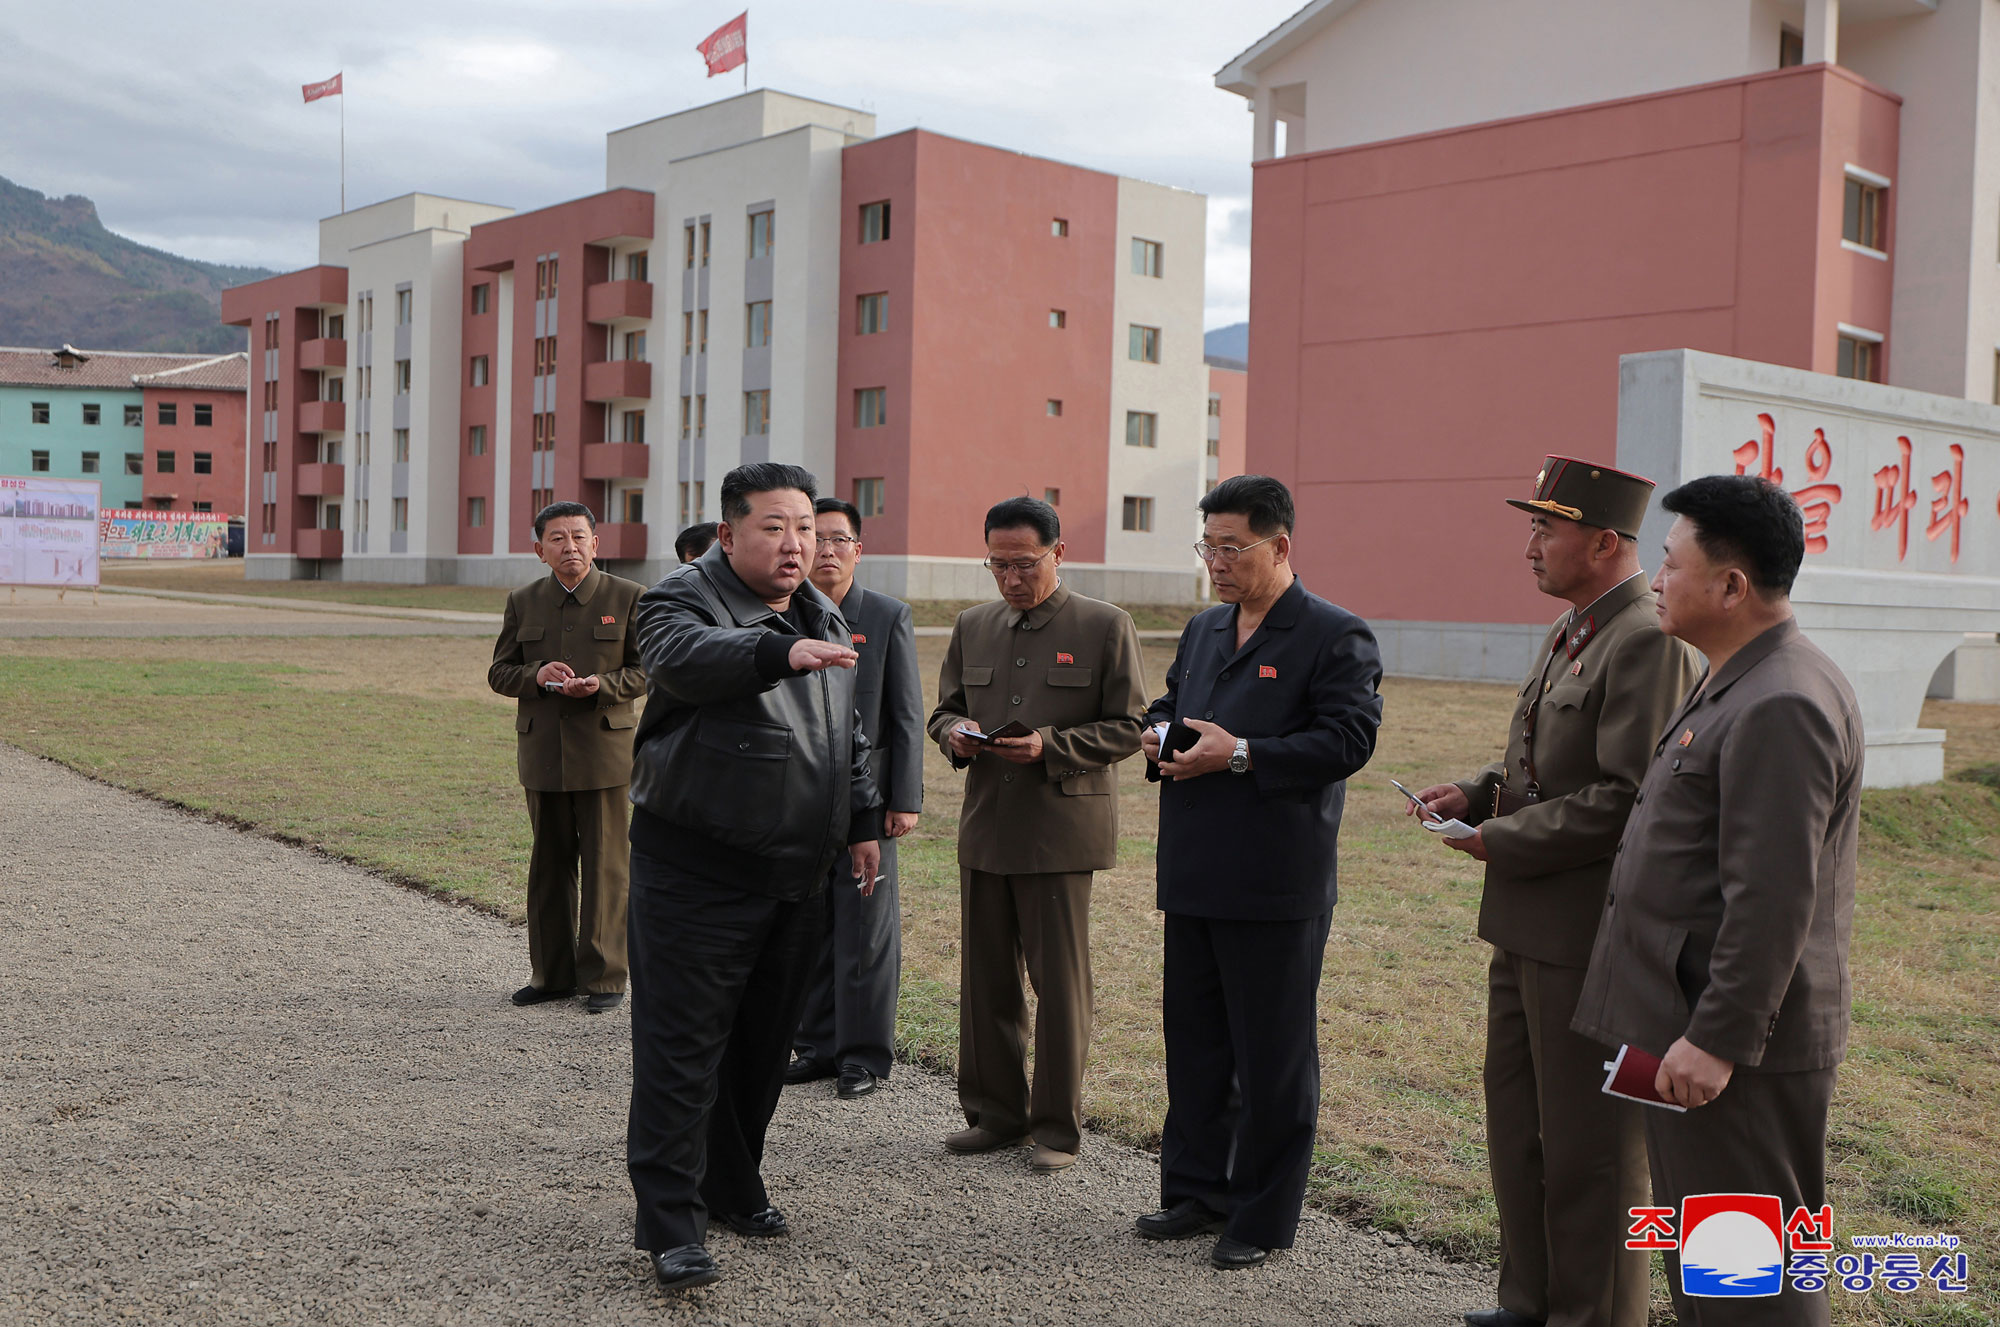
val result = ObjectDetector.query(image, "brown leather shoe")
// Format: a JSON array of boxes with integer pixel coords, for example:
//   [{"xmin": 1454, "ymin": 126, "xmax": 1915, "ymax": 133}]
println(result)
[
  {"xmin": 1029, "ymin": 1144, "xmax": 1077, "ymax": 1171},
  {"xmin": 943, "ymin": 1126, "xmax": 1028, "ymax": 1154}
]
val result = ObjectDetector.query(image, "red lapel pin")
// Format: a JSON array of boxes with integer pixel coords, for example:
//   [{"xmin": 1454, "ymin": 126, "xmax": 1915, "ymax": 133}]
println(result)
[
  {"xmin": 1259, "ymin": 665, "xmax": 1278, "ymax": 679},
  {"xmin": 1056, "ymin": 652, "xmax": 1074, "ymax": 664}
]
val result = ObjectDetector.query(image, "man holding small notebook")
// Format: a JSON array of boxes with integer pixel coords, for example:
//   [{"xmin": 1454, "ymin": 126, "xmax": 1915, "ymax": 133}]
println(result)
[{"xmin": 1413, "ymin": 457, "xmax": 1699, "ymax": 1327}]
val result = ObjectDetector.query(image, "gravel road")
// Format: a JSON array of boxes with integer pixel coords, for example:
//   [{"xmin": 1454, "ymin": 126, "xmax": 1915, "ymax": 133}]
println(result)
[{"xmin": 1, "ymin": 742, "xmax": 1488, "ymax": 1325}]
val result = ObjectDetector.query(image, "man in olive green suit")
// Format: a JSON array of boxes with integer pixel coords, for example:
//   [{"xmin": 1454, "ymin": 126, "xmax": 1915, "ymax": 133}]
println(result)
[
  {"xmin": 1415, "ymin": 458, "xmax": 1700, "ymax": 1327},
  {"xmin": 488, "ymin": 501, "xmax": 648, "ymax": 1014},
  {"xmin": 927, "ymin": 496, "xmax": 1148, "ymax": 1172}
]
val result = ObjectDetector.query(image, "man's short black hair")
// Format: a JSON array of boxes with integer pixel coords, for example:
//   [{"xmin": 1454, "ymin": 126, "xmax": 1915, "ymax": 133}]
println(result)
[
  {"xmin": 814, "ymin": 497, "xmax": 863, "ymax": 540},
  {"xmin": 673, "ymin": 522, "xmax": 718, "ymax": 562},
  {"xmin": 984, "ymin": 496, "xmax": 1060, "ymax": 545},
  {"xmin": 1660, "ymin": 474, "xmax": 1805, "ymax": 596},
  {"xmin": 720, "ymin": 463, "xmax": 817, "ymax": 522},
  {"xmin": 533, "ymin": 500, "xmax": 595, "ymax": 539},
  {"xmin": 1198, "ymin": 474, "xmax": 1294, "ymax": 537}
]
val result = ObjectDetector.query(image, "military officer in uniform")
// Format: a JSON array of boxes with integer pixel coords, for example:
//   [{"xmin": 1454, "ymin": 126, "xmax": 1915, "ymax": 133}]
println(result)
[
  {"xmin": 1574, "ymin": 475, "xmax": 1862, "ymax": 1327},
  {"xmin": 927, "ymin": 496, "xmax": 1148, "ymax": 1172},
  {"xmin": 487, "ymin": 501, "xmax": 648, "ymax": 1013},
  {"xmin": 1413, "ymin": 458, "xmax": 1700, "ymax": 1327}
]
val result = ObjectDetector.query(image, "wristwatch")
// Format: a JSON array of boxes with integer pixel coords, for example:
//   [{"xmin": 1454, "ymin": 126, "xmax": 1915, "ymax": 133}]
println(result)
[{"xmin": 1228, "ymin": 738, "xmax": 1250, "ymax": 774}]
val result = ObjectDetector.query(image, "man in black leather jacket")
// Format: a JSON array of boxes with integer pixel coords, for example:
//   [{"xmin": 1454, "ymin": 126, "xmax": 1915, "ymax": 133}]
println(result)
[{"xmin": 624, "ymin": 462, "xmax": 882, "ymax": 1293}]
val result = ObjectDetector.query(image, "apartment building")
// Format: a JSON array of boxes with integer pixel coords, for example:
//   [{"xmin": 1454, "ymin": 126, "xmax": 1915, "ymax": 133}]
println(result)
[
  {"xmin": 135, "ymin": 355, "xmax": 250, "ymax": 512},
  {"xmin": 1217, "ymin": 0, "xmax": 1986, "ymax": 674},
  {"xmin": 222, "ymin": 90, "xmax": 1209, "ymax": 598}
]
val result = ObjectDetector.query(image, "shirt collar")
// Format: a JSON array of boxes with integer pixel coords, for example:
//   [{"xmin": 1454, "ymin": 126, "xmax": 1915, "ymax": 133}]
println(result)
[
  {"xmin": 1567, "ymin": 571, "xmax": 1645, "ymax": 632},
  {"xmin": 1008, "ymin": 579, "xmax": 1070, "ymax": 631}
]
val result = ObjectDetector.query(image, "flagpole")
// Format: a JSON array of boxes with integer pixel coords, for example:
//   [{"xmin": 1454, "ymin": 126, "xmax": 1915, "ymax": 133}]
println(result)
[{"xmin": 339, "ymin": 89, "xmax": 346, "ymax": 213}]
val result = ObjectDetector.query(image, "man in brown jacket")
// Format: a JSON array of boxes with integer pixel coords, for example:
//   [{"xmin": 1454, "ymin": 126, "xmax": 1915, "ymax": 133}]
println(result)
[
  {"xmin": 928, "ymin": 496, "xmax": 1148, "ymax": 1172},
  {"xmin": 1416, "ymin": 459, "xmax": 1700, "ymax": 1327},
  {"xmin": 1574, "ymin": 475, "xmax": 1862, "ymax": 1327},
  {"xmin": 487, "ymin": 502, "xmax": 647, "ymax": 1013}
]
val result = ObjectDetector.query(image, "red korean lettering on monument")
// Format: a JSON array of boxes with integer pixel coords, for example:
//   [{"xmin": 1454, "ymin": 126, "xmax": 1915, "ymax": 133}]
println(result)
[
  {"xmin": 1925, "ymin": 443, "xmax": 1969, "ymax": 563},
  {"xmin": 1733, "ymin": 414, "xmax": 1785, "ymax": 484},
  {"xmin": 1870, "ymin": 436, "xmax": 1918, "ymax": 561},
  {"xmin": 1790, "ymin": 429, "xmax": 1843, "ymax": 556}
]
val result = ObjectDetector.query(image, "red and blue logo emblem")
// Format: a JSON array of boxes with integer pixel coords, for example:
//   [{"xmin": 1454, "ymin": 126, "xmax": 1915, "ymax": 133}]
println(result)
[{"xmin": 1679, "ymin": 1194, "xmax": 1785, "ymax": 1298}]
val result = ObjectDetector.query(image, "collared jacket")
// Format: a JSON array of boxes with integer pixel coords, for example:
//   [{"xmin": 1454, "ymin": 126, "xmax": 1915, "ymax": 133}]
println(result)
[
  {"xmin": 1572, "ymin": 619, "xmax": 1863, "ymax": 1072},
  {"xmin": 630, "ymin": 544, "xmax": 882, "ymax": 894},
  {"xmin": 487, "ymin": 565, "xmax": 648, "ymax": 792},
  {"xmin": 1144, "ymin": 577, "xmax": 1382, "ymax": 920},
  {"xmin": 836, "ymin": 583, "xmax": 925, "ymax": 818},
  {"xmin": 1452, "ymin": 575, "xmax": 1703, "ymax": 967},
  {"xmin": 927, "ymin": 582, "xmax": 1148, "ymax": 875}
]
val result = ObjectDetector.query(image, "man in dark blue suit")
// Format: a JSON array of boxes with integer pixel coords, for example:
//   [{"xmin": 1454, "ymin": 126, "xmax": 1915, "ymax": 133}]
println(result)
[{"xmin": 1134, "ymin": 474, "xmax": 1383, "ymax": 1270}]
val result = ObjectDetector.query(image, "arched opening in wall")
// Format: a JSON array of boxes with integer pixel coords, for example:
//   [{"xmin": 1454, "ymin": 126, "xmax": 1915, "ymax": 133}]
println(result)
[{"xmin": 1928, "ymin": 632, "xmax": 2000, "ymax": 703}]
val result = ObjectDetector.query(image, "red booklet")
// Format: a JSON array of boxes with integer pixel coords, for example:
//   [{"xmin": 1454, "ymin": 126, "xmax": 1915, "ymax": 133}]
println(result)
[{"xmin": 1601, "ymin": 1044, "xmax": 1687, "ymax": 1112}]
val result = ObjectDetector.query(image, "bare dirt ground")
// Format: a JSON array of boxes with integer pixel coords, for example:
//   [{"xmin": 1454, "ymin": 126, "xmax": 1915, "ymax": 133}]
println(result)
[{"xmin": 0, "ymin": 586, "xmax": 495, "ymax": 639}]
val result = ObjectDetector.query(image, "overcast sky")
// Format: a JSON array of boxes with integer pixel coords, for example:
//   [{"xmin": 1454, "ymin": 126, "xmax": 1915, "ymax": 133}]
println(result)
[{"xmin": 0, "ymin": 0, "xmax": 1293, "ymax": 331}]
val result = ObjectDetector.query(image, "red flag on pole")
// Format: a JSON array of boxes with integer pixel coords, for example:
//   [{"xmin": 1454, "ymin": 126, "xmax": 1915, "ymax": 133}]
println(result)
[
  {"xmin": 302, "ymin": 73, "xmax": 343, "ymax": 103},
  {"xmin": 697, "ymin": 13, "xmax": 747, "ymax": 78}
]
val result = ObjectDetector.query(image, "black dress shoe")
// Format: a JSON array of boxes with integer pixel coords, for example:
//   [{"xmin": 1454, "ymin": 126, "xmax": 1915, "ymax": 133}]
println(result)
[
  {"xmin": 784, "ymin": 1056, "xmax": 835, "ymax": 1085},
  {"xmin": 510, "ymin": 984, "xmax": 574, "ymax": 1006},
  {"xmin": 716, "ymin": 1206, "xmax": 788, "ymax": 1237},
  {"xmin": 651, "ymin": 1244, "xmax": 720, "ymax": 1291},
  {"xmin": 1210, "ymin": 1235, "xmax": 1269, "ymax": 1269},
  {"xmin": 836, "ymin": 1066, "xmax": 880, "ymax": 1099},
  {"xmin": 1463, "ymin": 1310, "xmax": 1545, "ymax": 1327},
  {"xmin": 1135, "ymin": 1199, "xmax": 1227, "ymax": 1241},
  {"xmin": 584, "ymin": 991, "xmax": 624, "ymax": 1014}
]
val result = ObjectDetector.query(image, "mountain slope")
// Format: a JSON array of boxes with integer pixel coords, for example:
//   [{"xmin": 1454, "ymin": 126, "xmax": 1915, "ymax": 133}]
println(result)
[{"xmin": 0, "ymin": 176, "xmax": 275, "ymax": 354}]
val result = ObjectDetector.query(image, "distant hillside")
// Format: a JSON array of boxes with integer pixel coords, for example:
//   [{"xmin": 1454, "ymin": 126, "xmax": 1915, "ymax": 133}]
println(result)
[
  {"xmin": 1204, "ymin": 322, "xmax": 1248, "ymax": 370},
  {"xmin": 0, "ymin": 176, "xmax": 275, "ymax": 355}
]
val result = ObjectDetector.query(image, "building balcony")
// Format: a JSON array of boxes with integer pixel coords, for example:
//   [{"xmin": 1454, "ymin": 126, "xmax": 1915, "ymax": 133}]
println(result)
[
  {"xmin": 586, "ymin": 279, "xmax": 654, "ymax": 324},
  {"xmin": 294, "ymin": 527, "xmax": 343, "ymax": 560},
  {"xmin": 296, "ymin": 463, "xmax": 345, "ymax": 497},
  {"xmin": 581, "ymin": 442, "xmax": 650, "ymax": 480},
  {"xmin": 584, "ymin": 359, "xmax": 652, "ymax": 402},
  {"xmin": 594, "ymin": 522, "xmax": 647, "ymax": 561},
  {"xmin": 299, "ymin": 338, "xmax": 348, "ymax": 370},
  {"xmin": 298, "ymin": 400, "xmax": 346, "ymax": 433}
]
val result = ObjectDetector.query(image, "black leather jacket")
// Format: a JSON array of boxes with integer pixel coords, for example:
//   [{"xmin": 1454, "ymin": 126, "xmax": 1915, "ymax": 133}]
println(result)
[{"xmin": 630, "ymin": 544, "xmax": 881, "ymax": 893}]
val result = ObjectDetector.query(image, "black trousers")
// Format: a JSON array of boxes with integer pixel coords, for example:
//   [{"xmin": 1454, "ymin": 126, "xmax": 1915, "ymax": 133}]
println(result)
[
  {"xmin": 1159, "ymin": 910, "xmax": 1332, "ymax": 1250},
  {"xmin": 793, "ymin": 839, "xmax": 901, "ymax": 1079},
  {"xmin": 626, "ymin": 845, "xmax": 825, "ymax": 1252}
]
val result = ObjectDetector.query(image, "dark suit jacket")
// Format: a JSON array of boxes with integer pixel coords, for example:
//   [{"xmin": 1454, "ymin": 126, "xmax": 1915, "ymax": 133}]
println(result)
[
  {"xmin": 1145, "ymin": 578, "xmax": 1383, "ymax": 921},
  {"xmin": 487, "ymin": 566, "xmax": 648, "ymax": 792},
  {"xmin": 836, "ymin": 583, "xmax": 924, "ymax": 817},
  {"xmin": 1452, "ymin": 575, "xmax": 1703, "ymax": 967},
  {"xmin": 1572, "ymin": 618, "xmax": 1863, "ymax": 1072}
]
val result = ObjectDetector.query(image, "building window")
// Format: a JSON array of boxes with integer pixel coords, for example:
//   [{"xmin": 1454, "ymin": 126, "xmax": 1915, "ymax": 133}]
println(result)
[
  {"xmin": 193, "ymin": 452, "xmax": 213, "ymax": 474},
  {"xmin": 82, "ymin": 403, "xmax": 100, "ymax": 425},
  {"xmin": 682, "ymin": 312, "xmax": 694, "ymax": 355},
  {"xmin": 1126, "ymin": 411, "xmax": 1158, "ymax": 448},
  {"xmin": 1046, "ymin": 399, "xmax": 1063, "ymax": 417},
  {"xmin": 29, "ymin": 401, "xmax": 48, "ymax": 424},
  {"xmin": 626, "ymin": 252, "xmax": 649, "ymax": 282},
  {"xmin": 394, "ymin": 428, "xmax": 411, "ymax": 462},
  {"xmin": 857, "ymin": 292, "xmax": 887, "ymax": 335},
  {"xmin": 1843, "ymin": 175, "xmax": 1886, "ymax": 251},
  {"xmin": 746, "ymin": 300, "xmax": 772, "ymax": 348},
  {"xmin": 1051, "ymin": 218, "xmax": 1069, "ymax": 237},
  {"xmin": 80, "ymin": 451, "xmax": 100, "ymax": 474},
  {"xmin": 685, "ymin": 224, "xmax": 697, "ymax": 268},
  {"xmin": 1993, "ymin": 351, "xmax": 2000, "ymax": 406},
  {"xmin": 1133, "ymin": 238, "xmax": 1163, "ymax": 277},
  {"xmin": 192, "ymin": 501, "xmax": 212, "ymax": 512},
  {"xmin": 695, "ymin": 394, "xmax": 706, "ymax": 436},
  {"xmin": 159, "ymin": 401, "xmax": 178, "ymax": 425},
  {"xmin": 322, "ymin": 438, "xmax": 342, "ymax": 465},
  {"xmin": 1049, "ymin": 309, "xmax": 1066, "ymax": 329},
  {"xmin": 396, "ymin": 289, "xmax": 413, "ymax": 324},
  {"xmin": 157, "ymin": 450, "xmax": 176, "ymax": 474},
  {"xmin": 860, "ymin": 201, "xmax": 891, "ymax": 244},
  {"xmin": 678, "ymin": 481, "xmax": 690, "ymax": 529},
  {"xmin": 325, "ymin": 313, "xmax": 344, "ymax": 339},
  {"xmin": 468, "ymin": 425, "xmax": 487, "ymax": 456},
  {"xmin": 468, "ymin": 496, "xmax": 487, "ymax": 528},
  {"xmin": 624, "ymin": 330, "xmax": 648, "ymax": 362},
  {"xmin": 622, "ymin": 488, "xmax": 644, "ymax": 525},
  {"xmin": 1122, "ymin": 496, "xmax": 1154, "ymax": 532},
  {"xmin": 1207, "ymin": 396, "xmax": 1222, "ymax": 417},
  {"xmin": 470, "ymin": 355, "xmax": 490, "ymax": 387},
  {"xmin": 471, "ymin": 283, "xmax": 490, "ymax": 315},
  {"xmin": 854, "ymin": 477, "xmax": 885, "ymax": 518},
  {"xmin": 124, "ymin": 404, "xmax": 142, "ymax": 426},
  {"xmin": 855, "ymin": 387, "xmax": 887, "ymax": 428},
  {"xmin": 680, "ymin": 395, "xmax": 692, "ymax": 441},
  {"xmin": 698, "ymin": 311, "xmax": 708, "ymax": 354},
  {"xmin": 534, "ymin": 258, "xmax": 560, "ymax": 299},
  {"xmin": 622, "ymin": 410, "xmax": 645, "ymax": 444},
  {"xmin": 744, "ymin": 389, "xmax": 770, "ymax": 435},
  {"xmin": 1779, "ymin": 25, "xmax": 1804, "ymax": 67},
  {"xmin": 1044, "ymin": 487, "xmax": 1060, "ymax": 506},
  {"xmin": 396, "ymin": 359, "xmax": 412, "ymax": 394},
  {"xmin": 700, "ymin": 221, "xmax": 710, "ymax": 268},
  {"xmin": 125, "ymin": 453, "xmax": 143, "ymax": 475},
  {"xmin": 30, "ymin": 450, "xmax": 49, "ymax": 473},
  {"xmin": 1207, "ymin": 434, "xmax": 1221, "ymax": 458},
  {"xmin": 1837, "ymin": 330, "xmax": 1882, "ymax": 382},
  {"xmin": 323, "ymin": 376, "xmax": 344, "ymax": 404},
  {"xmin": 194, "ymin": 402, "xmax": 213, "ymax": 426},
  {"xmin": 393, "ymin": 497, "xmax": 409, "ymax": 532},
  {"xmin": 1129, "ymin": 325, "xmax": 1161, "ymax": 363},
  {"xmin": 749, "ymin": 210, "xmax": 774, "ymax": 258}
]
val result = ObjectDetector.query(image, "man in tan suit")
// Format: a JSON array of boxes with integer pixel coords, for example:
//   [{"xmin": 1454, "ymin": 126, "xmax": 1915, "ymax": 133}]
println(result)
[
  {"xmin": 928, "ymin": 496, "xmax": 1147, "ymax": 1172},
  {"xmin": 487, "ymin": 501, "xmax": 647, "ymax": 1013},
  {"xmin": 1416, "ymin": 459, "xmax": 1700, "ymax": 1327},
  {"xmin": 1574, "ymin": 475, "xmax": 1862, "ymax": 1327}
]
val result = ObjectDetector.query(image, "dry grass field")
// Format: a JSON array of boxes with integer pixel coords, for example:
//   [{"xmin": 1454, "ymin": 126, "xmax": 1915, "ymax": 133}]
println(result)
[{"xmin": 2, "ymin": 628, "xmax": 1993, "ymax": 1324}]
